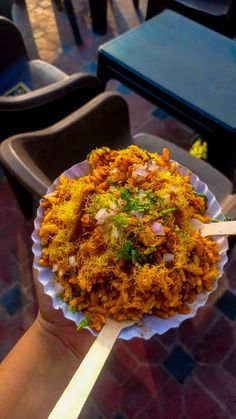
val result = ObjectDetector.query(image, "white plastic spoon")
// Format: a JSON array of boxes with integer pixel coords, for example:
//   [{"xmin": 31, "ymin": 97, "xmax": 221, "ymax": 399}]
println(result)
[
  {"xmin": 190, "ymin": 219, "xmax": 236, "ymax": 237},
  {"xmin": 48, "ymin": 318, "xmax": 133, "ymax": 419}
]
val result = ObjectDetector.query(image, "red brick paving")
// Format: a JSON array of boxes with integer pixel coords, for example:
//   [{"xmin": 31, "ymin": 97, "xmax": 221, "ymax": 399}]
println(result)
[
  {"xmin": 91, "ymin": 367, "xmax": 121, "ymax": 417},
  {"xmin": 121, "ymin": 371, "xmax": 154, "ymax": 418},
  {"xmin": 196, "ymin": 365, "xmax": 236, "ymax": 417},
  {"xmin": 224, "ymin": 346, "xmax": 236, "ymax": 380},
  {"xmin": 106, "ymin": 341, "xmax": 138, "ymax": 385},
  {"xmin": 178, "ymin": 306, "xmax": 219, "ymax": 351},
  {"xmin": 184, "ymin": 376, "xmax": 227, "ymax": 419},
  {"xmin": 136, "ymin": 378, "xmax": 183, "ymax": 419},
  {"xmin": 192, "ymin": 316, "xmax": 234, "ymax": 363}
]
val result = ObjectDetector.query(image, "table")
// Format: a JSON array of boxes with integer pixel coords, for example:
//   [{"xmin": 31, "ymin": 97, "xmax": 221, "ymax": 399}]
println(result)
[{"xmin": 97, "ymin": 10, "xmax": 236, "ymax": 179}]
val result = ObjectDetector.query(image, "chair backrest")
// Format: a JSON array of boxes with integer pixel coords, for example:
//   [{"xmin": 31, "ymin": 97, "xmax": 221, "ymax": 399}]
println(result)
[
  {"xmin": 0, "ymin": 92, "xmax": 132, "ymax": 196},
  {"xmin": 0, "ymin": 16, "xmax": 28, "ymax": 74},
  {"xmin": 0, "ymin": 0, "xmax": 14, "ymax": 19},
  {"xmin": 1, "ymin": 91, "xmax": 235, "ymax": 219},
  {"xmin": 146, "ymin": 0, "xmax": 236, "ymax": 36}
]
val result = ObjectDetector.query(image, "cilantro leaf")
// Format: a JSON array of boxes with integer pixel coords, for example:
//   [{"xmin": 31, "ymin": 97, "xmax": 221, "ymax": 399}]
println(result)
[
  {"xmin": 70, "ymin": 306, "xmax": 78, "ymax": 314},
  {"xmin": 77, "ymin": 315, "xmax": 89, "ymax": 331},
  {"xmin": 124, "ymin": 199, "xmax": 149, "ymax": 212},
  {"xmin": 174, "ymin": 225, "xmax": 181, "ymax": 233},
  {"xmin": 193, "ymin": 192, "xmax": 208, "ymax": 203},
  {"xmin": 112, "ymin": 214, "xmax": 129, "ymax": 228},
  {"xmin": 120, "ymin": 188, "xmax": 131, "ymax": 200},
  {"xmin": 116, "ymin": 241, "xmax": 137, "ymax": 262},
  {"xmin": 120, "ymin": 188, "xmax": 152, "ymax": 213},
  {"xmin": 116, "ymin": 241, "xmax": 152, "ymax": 265},
  {"xmin": 160, "ymin": 207, "xmax": 176, "ymax": 216}
]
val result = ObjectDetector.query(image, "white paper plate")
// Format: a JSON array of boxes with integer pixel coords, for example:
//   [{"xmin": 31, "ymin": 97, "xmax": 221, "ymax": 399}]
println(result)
[{"xmin": 32, "ymin": 160, "xmax": 228, "ymax": 340}]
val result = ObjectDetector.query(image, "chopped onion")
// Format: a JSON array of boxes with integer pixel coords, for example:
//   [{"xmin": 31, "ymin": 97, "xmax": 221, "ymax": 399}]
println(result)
[
  {"xmin": 131, "ymin": 210, "xmax": 143, "ymax": 219},
  {"xmin": 52, "ymin": 264, "xmax": 58, "ymax": 272},
  {"xmin": 111, "ymin": 225, "xmax": 119, "ymax": 240},
  {"xmin": 109, "ymin": 201, "xmax": 117, "ymax": 211},
  {"xmin": 150, "ymin": 222, "xmax": 165, "ymax": 236},
  {"xmin": 148, "ymin": 161, "xmax": 158, "ymax": 171},
  {"xmin": 138, "ymin": 189, "xmax": 146, "ymax": 199},
  {"xmin": 133, "ymin": 167, "xmax": 148, "ymax": 178},
  {"xmin": 69, "ymin": 256, "xmax": 76, "ymax": 266},
  {"xmin": 95, "ymin": 208, "xmax": 110, "ymax": 224},
  {"xmin": 164, "ymin": 193, "xmax": 171, "ymax": 204},
  {"xmin": 163, "ymin": 253, "xmax": 174, "ymax": 262}
]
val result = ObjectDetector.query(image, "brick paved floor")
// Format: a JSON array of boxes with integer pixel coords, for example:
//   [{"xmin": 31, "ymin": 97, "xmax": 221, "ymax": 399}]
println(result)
[{"xmin": 1, "ymin": 1, "xmax": 236, "ymax": 418}]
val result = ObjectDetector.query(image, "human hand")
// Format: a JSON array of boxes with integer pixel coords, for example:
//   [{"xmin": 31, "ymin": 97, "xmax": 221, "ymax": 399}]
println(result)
[{"xmin": 33, "ymin": 267, "xmax": 94, "ymax": 362}]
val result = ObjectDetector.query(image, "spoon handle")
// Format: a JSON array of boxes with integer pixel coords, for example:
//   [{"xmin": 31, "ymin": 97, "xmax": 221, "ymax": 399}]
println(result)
[
  {"xmin": 201, "ymin": 221, "xmax": 236, "ymax": 237},
  {"xmin": 48, "ymin": 319, "xmax": 132, "ymax": 419}
]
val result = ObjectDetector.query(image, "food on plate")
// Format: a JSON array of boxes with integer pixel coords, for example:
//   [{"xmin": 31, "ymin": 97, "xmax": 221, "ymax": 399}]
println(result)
[{"xmin": 38, "ymin": 145, "xmax": 220, "ymax": 331}]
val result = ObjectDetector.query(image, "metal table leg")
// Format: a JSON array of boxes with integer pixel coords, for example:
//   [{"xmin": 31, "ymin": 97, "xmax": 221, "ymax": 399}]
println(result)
[
  {"xmin": 89, "ymin": 0, "xmax": 107, "ymax": 34},
  {"xmin": 64, "ymin": 0, "xmax": 83, "ymax": 45}
]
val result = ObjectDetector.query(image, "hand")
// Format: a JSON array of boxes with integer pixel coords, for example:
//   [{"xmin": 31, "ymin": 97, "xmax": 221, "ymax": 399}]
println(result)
[{"xmin": 33, "ymin": 268, "xmax": 94, "ymax": 362}]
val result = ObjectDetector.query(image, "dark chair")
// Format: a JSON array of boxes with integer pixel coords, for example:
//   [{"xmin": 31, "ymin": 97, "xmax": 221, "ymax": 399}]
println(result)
[
  {"xmin": 0, "ymin": 0, "xmax": 14, "ymax": 19},
  {"xmin": 0, "ymin": 16, "xmax": 103, "ymax": 141},
  {"xmin": 1, "ymin": 91, "xmax": 235, "ymax": 220},
  {"xmin": 146, "ymin": 0, "xmax": 236, "ymax": 37}
]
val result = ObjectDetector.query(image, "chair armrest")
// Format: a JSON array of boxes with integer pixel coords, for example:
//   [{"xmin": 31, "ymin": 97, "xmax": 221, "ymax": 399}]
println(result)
[
  {"xmin": 0, "ymin": 72, "xmax": 103, "ymax": 111},
  {"xmin": 0, "ymin": 140, "xmax": 51, "ymax": 197},
  {"xmin": 0, "ymin": 72, "xmax": 104, "ymax": 140},
  {"xmin": 0, "ymin": 92, "xmax": 132, "ymax": 197},
  {"xmin": 221, "ymin": 194, "xmax": 236, "ymax": 218}
]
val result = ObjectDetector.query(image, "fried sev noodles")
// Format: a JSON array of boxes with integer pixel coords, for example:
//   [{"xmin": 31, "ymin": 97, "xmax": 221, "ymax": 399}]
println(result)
[{"xmin": 38, "ymin": 145, "xmax": 220, "ymax": 332}]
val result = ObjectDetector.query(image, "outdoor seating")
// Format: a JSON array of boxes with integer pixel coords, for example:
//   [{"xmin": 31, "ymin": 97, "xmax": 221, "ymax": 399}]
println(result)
[
  {"xmin": 1, "ymin": 92, "xmax": 235, "ymax": 220},
  {"xmin": 0, "ymin": 16, "xmax": 103, "ymax": 141}
]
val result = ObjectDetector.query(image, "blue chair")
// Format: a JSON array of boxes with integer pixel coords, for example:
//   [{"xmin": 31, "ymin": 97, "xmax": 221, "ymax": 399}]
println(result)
[{"xmin": 146, "ymin": 0, "xmax": 236, "ymax": 37}]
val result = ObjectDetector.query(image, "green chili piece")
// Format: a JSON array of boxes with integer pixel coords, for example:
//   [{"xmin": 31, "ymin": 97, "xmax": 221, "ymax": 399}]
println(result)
[{"xmin": 160, "ymin": 207, "xmax": 176, "ymax": 216}]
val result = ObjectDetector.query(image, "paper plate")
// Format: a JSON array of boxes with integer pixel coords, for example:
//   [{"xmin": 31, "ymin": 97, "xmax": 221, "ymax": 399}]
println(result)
[{"xmin": 32, "ymin": 160, "xmax": 228, "ymax": 340}]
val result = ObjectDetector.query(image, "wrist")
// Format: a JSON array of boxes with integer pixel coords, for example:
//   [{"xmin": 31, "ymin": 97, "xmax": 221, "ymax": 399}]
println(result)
[
  {"xmin": 0, "ymin": 315, "xmax": 89, "ymax": 419},
  {"xmin": 35, "ymin": 312, "xmax": 93, "ymax": 363}
]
